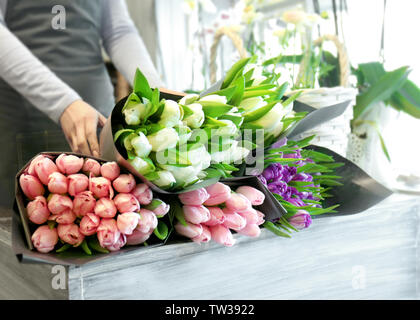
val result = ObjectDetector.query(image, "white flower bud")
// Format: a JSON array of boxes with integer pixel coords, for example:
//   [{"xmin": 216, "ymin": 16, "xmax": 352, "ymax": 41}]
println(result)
[
  {"xmin": 199, "ymin": 94, "xmax": 227, "ymax": 104},
  {"xmin": 240, "ymin": 97, "xmax": 267, "ymax": 112},
  {"xmin": 179, "ymin": 94, "xmax": 199, "ymax": 105},
  {"xmin": 158, "ymin": 100, "xmax": 181, "ymax": 128},
  {"xmin": 131, "ymin": 132, "xmax": 152, "ymax": 158},
  {"xmin": 152, "ymin": 170, "xmax": 176, "ymax": 188},
  {"xmin": 182, "ymin": 103, "xmax": 205, "ymax": 129},
  {"xmin": 123, "ymin": 103, "xmax": 147, "ymax": 125},
  {"xmin": 128, "ymin": 157, "xmax": 155, "ymax": 176},
  {"xmin": 147, "ymin": 128, "xmax": 179, "ymax": 152}
]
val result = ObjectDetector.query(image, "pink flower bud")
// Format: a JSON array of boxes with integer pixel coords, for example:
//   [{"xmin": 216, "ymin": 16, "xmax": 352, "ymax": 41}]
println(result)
[
  {"xmin": 49, "ymin": 208, "xmax": 76, "ymax": 224},
  {"xmin": 67, "ymin": 174, "xmax": 89, "ymax": 196},
  {"xmin": 55, "ymin": 154, "xmax": 84, "ymax": 175},
  {"xmin": 19, "ymin": 174, "xmax": 45, "ymax": 200},
  {"xmin": 26, "ymin": 155, "xmax": 45, "ymax": 177},
  {"xmin": 203, "ymin": 207, "xmax": 225, "ymax": 226},
  {"xmin": 117, "ymin": 212, "xmax": 140, "ymax": 235},
  {"xmin": 106, "ymin": 233, "xmax": 127, "ymax": 251},
  {"xmin": 236, "ymin": 186, "xmax": 265, "ymax": 206},
  {"xmin": 73, "ymin": 191, "xmax": 96, "ymax": 217},
  {"xmin": 237, "ymin": 207, "xmax": 259, "ymax": 224},
  {"xmin": 148, "ymin": 199, "xmax": 170, "ymax": 217},
  {"xmin": 204, "ymin": 182, "xmax": 231, "ymax": 206},
  {"xmin": 57, "ymin": 223, "xmax": 85, "ymax": 247},
  {"xmin": 27, "ymin": 196, "xmax": 50, "ymax": 224},
  {"xmin": 97, "ymin": 218, "xmax": 120, "ymax": 248},
  {"xmin": 255, "ymin": 210, "xmax": 265, "ymax": 225},
  {"xmin": 79, "ymin": 213, "xmax": 101, "ymax": 236},
  {"xmin": 113, "ymin": 174, "xmax": 136, "ymax": 193},
  {"xmin": 137, "ymin": 209, "xmax": 158, "ymax": 234},
  {"xmin": 126, "ymin": 228, "xmax": 153, "ymax": 245},
  {"xmin": 288, "ymin": 210, "xmax": 312, "ymax": 230},
  {"xmin": 210, "ymin": 225, "xmax": 236, "ymax": 247},
  {"xmin": 89, "ymin": 176, "xmax": 114, "ymax": 199},
  {"xmin": 114, "ymin": 193, "xmax": 140, "ymax": 213},
  {"xmin": 178, "ymin": 188, "xmax": 210, "ymax": 206},
  {"xmin": 131, "ymin": 183, "xmax": 153, "ymax": 205},
  {"xmin": 47, "ymin": 194, "xmax": 73, "ymax": 215},
  {"xmin": 94, "ymin": 198, "xmax": 117, "ymax": 218},
  {"xmin": 47, "ymin": 172, "xmax": 68, "ymax": 194},
  {"xmin": 100, "ymin": 161, "xmax": 120, "ymax": 181},
  {"xmin": 174, "ymin": 221, "xmax": 203, "ymax": 239},
  {"xmin": 237, "ymin": 224, "xmax": 261, "ymax": 237},
  {"xmin": 82, "ymin": 158, "xmax": 101, "ymax": 177},
  {"xmin": 183, "ymin": 205, "xmax": 210, "ymax": 224},
  {"xmin": 31, "ymin": 225, "xmax": 58, "ymax": 253},
  {"xmin": 225, "ymin": 193, "xmax": 251, "ymax": 212},
  {"xmin": 34, "ymin": 156, "xmax": 58, "ymax": 185},
  {"xmin": 192, "ymin": 225, "xmax": 211, "ymax": 243},
  {"xmin": 222, "ymin": 209, "xmax": 247, "ymax": 231}
]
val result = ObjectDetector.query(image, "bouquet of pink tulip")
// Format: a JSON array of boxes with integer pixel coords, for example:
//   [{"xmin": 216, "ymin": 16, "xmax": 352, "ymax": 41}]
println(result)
[
  {"xmin": 18, "ymin": 153, "xmax": 170, "ymax": 255},
  {"xmin": 173, "ymin": 182, "xmax": 266, "ymax": 247}
]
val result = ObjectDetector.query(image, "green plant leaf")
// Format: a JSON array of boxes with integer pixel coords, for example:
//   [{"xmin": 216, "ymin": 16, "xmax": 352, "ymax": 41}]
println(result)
[
  {"xmin": 243, "ymin": 101, "xmax": 277, "ymax": 123},
  {"xmin": 121, "ymin": 92, "xmax": 141, "ymax": 113},
  {"xmin": 229, "ymin": 75, "xmax": 245, "ymax": 106},
  {"xmin": 88, "ymin": 237, "xmax": 109, "ymax": 254},
  {"xmin": 153, "ymin": 220, "xmax": 169, "ymax": 240},
  {"xmin": 390, "ymin": 80, "xmax": 420, "ymax": 119},
  {"xmin": 80, "ymin": 240, "xmax": 92, "ymax": 255},
  {"xmin": 205, "ymin": 86, "xmax": 238, "ymax": 101},
  {"xmin": 198, "ymin": 101, "xmax": 234, "ymax": 117},
  {"xmin": 133, "ymin": 68, "xmax": 153, "ymax": 100},
  {"xmin": 221, "ymin": 57, "xmax": 251, "ymax": 89},
  {"xmin": 173, "ymin": 201, "xmax": 188, "ymax": 226},
  {"xmin": 263, "ymin": 221, "xmax": 291, "ymax": 238},
  {"xmin": 56, "ymin": 243, "xmax": 71, "ymax": 253},
  {"xmin": 282, "ymin": 91, "xmax": 303, "ymax": 107}
]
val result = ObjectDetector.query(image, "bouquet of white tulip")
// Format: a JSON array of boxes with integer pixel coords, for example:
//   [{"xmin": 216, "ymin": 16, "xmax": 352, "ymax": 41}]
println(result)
[{"xmin": 112, "ymin": 58, "xmax": 304, "ymax": 191}]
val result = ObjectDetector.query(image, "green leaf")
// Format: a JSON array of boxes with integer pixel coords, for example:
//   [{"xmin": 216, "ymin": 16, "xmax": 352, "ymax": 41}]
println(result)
[
  {"xmin": 245, "ymin": 84, "xmax": 277, "ymax": 91},
  {"xmin": 198, "ymin": 101, "xmax": 234, "ymax": 118},
  {"xmin": 88, "ymin": 237, "xmax": 109, "ymax": 254},
  {"xmin": 230, "ymin": 75, "xmax": 245, "ymax": 106},
  {"xmin": 222, "ymin": 57, "xmax": 251, "ymax": 89},
  {"xmin": 173, "ymin": 201, "xmax": 188, "ymax": 226},
  {"xmin": 267, "ymin": 82, "xmax": 289, "ymax": 102},
  {"xmin": 121, "ymin": 92, "xmax": 141, "ymax": 113},
  {"xmin": 354, "ymin": 66, "xmax": 410, "ymax": 120},
  {"xmin": 263, "ymin": 221, "xmax": 292, "ymax": 238},
  {"xmin": 218, "ymin": 114, "xmax": 244, "ymax": 127},
  {"xmin": 283, "ymin": 91, "xmax": 303, "ymax": 107},
  {"xmin": 153, "ymin": 220, "xmax": 169, "ymax": 240},
  {"xmin": 114, "ymin": 128, "xmax": 134, "ymax": 143},
  {"xmin": 145, "ymin": 199, "xmax": 164, "ymax": 211},
  {"xmin": 204, "ymin": 86, "xmax": 237, "ymax": 101},
  {"xmin": 243, "ymin": 101, "xmax": 277, "ymax": 123},
  {"xmin": 56, "ymin": 243, "xmax": 71, "ymax": 253},
  {"xmin": 242, "ymin": 90, "xmax": 276, "ymax": 99},
  {"xmin": 390, "ymin": 80, "xmax": 420, "ymax": 119},
  {"xmin": 133, "ymin": 68, "xmax": 153, "ymax": 100},
  {"xmin": 309, "ymin": 204, "xmax": 340, "ymax": 216},
  {"xmin": 80, "ymin": 240, "xmax": 92, "ymax": 255},
  {"xmin": 204, "ymin": 116, "xmax": 229, "ymax": 127},
  {"xmin": 180, "ymin": 104, "xmax": 194, "ymax": 119},
  {"xmin": 47, "ymin": 220, "xmax": 56, "ymax": 230}
]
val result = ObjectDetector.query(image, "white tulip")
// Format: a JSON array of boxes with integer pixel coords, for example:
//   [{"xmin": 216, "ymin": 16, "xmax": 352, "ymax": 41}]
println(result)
[
  {"xmin": 182, "ymin": 103, "xmax": 205, "ymax": 129},
  {"xmin": 240, "ymin": 97, "xmax": 267, "ymax": 112},
  {"xmin": 249, "ymin": 102, "xmax": 290, "ymax": 131},
  {"xmin": 175, "ymin": 122, "xmax": 192, "ymax": 146},
  {"xmin": 147, "ymin": 128, "xmax": 179, "ymax": 152},
  {"xmin": 158, "ymin": 100, "xmax": 181, "ymax": 128},
  {"xmin": 123, "ymin": 103, "xmax": 147, "ymax": 125},
  {"xmin": 152, "ymin": 170, "xmax": 176, "ymax": 188},
  {"xmin": 179, "ymin": 94, "xmax": 199, "ymax": 105},
  {"xmin": 211, "ymin": 120, "xmax": 239, "ymax": 137},
  {"xmin": 128, "ymin": 157, "xmax": 155, "ymax": 175},
  {"xmin": 162, "ymin": 165, "xmax": 200, "ymax": 186},
  {"xmin": 210, "ymin": 140, "xmax": 250, "ymax": 164},
  {"xmin": 199, "ymin": 94, "xmax": 227, "ymax": 104},
  {"xmin": 130, "ymin": 132, "xmax": 152, "ymax": 158}
]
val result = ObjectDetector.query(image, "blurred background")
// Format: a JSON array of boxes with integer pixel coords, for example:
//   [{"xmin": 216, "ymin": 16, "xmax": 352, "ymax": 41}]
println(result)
[{"xmin": 111, "ymin": 0, "xmax": 420, "ymax": 192}]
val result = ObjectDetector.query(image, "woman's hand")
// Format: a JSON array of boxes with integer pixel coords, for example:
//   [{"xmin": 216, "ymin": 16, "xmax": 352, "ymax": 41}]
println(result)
[{"xmin": 59, "ymin": 100, "xmax": 107, "ymax": 157}]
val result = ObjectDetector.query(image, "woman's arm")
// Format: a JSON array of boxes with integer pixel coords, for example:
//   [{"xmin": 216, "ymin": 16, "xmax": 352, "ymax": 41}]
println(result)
[{"xmin": 100, "ymin": 0, "xmax": 164, "ymax": 89}]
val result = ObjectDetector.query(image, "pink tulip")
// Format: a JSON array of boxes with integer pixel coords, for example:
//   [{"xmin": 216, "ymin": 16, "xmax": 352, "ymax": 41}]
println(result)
[
  {"xmin": 31, "ymin": 225, "xmax": 58, "ymax": 253},
  {"xmin": 204, "ymin": 182, "xmax": 231, "ymax": 206},
  {"xmin": 113, "ymin": 174, "xmax": 136, "ymax": 193},
  {"xmin": 131, "ymin": 183, "xmax": 153, "ymax": 205},
  {"xmin": 97, "ymin": 218, "xmax": 120, "ymax": 248},
  {"xmin": 100, "ymin": 162, "xmax": 120, "ymax": 181},
  {"xmin": 236, "ymin": 186, "xmax": 265, "ymax": 206},
  {"xmin": 148, "ymin": 199, "xmax": 170, "ymax": 217},
  {"xmin": 183, "ymin": 205, "xmax": 210, "ymax": 224},
  {"xmin": 192, "ymin": 225, "xmax": 211, "ymax": 243},
  {"xmin": 26, "ymin": 155, "xmax": 45, "ymax": 177},
  {"xmin": 26, "ymin": 196, "xmax": 50, "ymax": 224},
  {"xmin": 255, "ymin": 210, "xmax": 265, "ymax": 225},
  {"xmin": 114, "ymin": 193, "xmax": 140, "ymax": 213},
  {"xmin": 222, "ymin": 209, "xmax": 247, "ymax": 231},
  {"xmin": 106, "ymin": 233, "xmax": 127, "ymax": 251},
  {"xmin": 34, "ymin": 156, "xmax": 58, "ymax": 185},
  {"xmin": 288, "ymin": 210, "xmax": 312, "ymax": 230},
  {"xmin": 237, "ymin": 207, "xmax": 259, "ymax": 224},
  {"xmin": 117, "ymin": 212, "xmax": 140, "ymax": 235},
  {"xmin": 47, "ymin": 172, "xmax": 68, "ymax": 194},
  {"xmin": 89, "ymin": 176, "xmax": 114, "ymax": 199},
  {"xmin": 210, "ymin": 225, "xmax": 236, "ymax": 247},
  {"xmin": 82, "ymin": 158, "xmax": 101, "ymax": 177},
  {"xmin": 237, "ymin": 224, "xmax": 261, "ymax": 237},
  {"xmin": 55, "ymin": 154, "xmax": 84, "ymax": 175},
  {"xmin": 47, "ymin": 194, "xmax": 73, "ymax": 215},
  {"xmin": 174, "ymin": 221, "xmax": 203, "ymax": 239},
  {"xmin": 126, "ymin": 228, "xmax": 153, "ymax": 245},
  {"xmin": 94, "ymin": 198, "xmax": 117, "ymax": 218},
  {"xmin": 137, "ymin": 209, "xmax": 158, "ymax": 234},
  {"xmin": 19, "ymin": 174, "xmax": 45, "ymax": 200},
  {"xmin": 79, "ymin": 213, "xmax": 101, "ymax": 236},
  {"xmin": 73, "ymin": 191, "xmax": 96, "ymax": 217},
  {"xmin": 203, "ymin": 207, "xmax": 225, "ymax": 227},
  {"xmin": 67, "ymin": 174, "xmax": 89, "ymax": 196},
  {"xmin": 178, "ymin": 188, "xmax": 210, "ymax": 206},
  {"xmin": 225, "ymin": 193, "xmax": 251, "ymax": 212},
  {"xmin": 49, "ymin": 208, "xmax": 77, "ymax": 224},
  {"xmin": 57, "ymin": 223, "xmax": 85, "ymax": 247}
]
